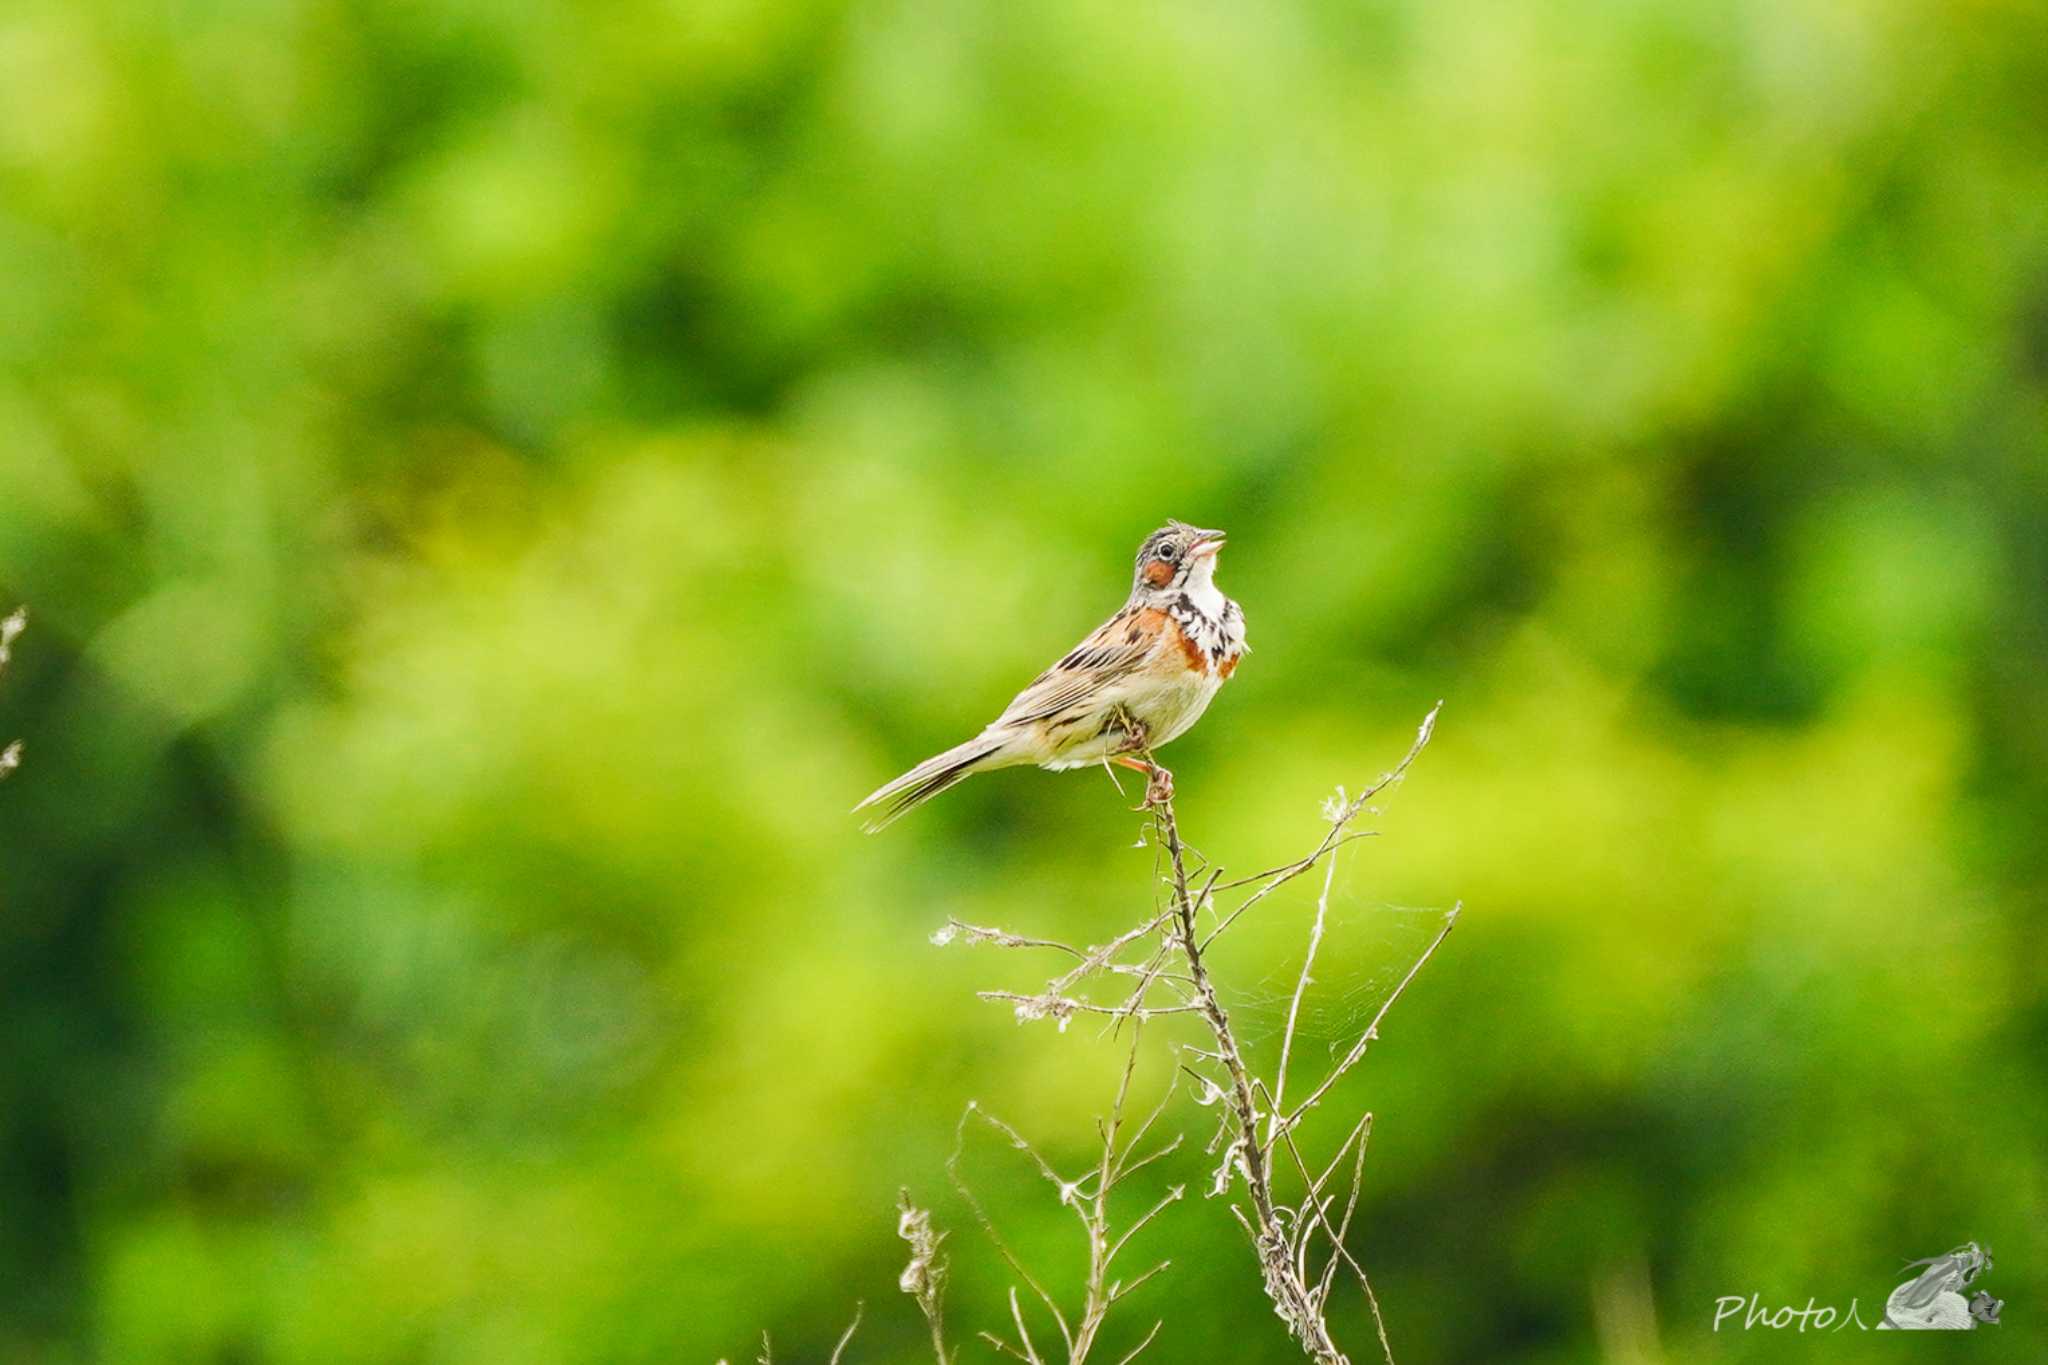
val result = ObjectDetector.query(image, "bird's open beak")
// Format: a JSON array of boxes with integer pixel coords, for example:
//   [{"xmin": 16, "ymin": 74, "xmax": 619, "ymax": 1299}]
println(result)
[{"xmin": 1190, "ymin": 528, "xmax": 1227, "ymax": 558}]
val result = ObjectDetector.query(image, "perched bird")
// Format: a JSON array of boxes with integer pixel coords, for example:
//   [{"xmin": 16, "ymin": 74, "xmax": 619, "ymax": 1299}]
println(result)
[{"xmin": 857, "ymin": 521, "xmax": 1248, "ymax": 831}]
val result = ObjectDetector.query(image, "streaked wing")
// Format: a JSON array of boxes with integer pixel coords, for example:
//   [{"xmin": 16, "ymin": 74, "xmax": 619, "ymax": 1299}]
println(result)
[{"xmin": 994, "ymin": 605, "xmax": 1165, "ymax": 726}]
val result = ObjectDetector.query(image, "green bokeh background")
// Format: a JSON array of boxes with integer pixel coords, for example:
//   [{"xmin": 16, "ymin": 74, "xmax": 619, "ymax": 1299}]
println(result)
[{"xmin": 2, "ymin": 0, "xmax": 2045, "ymax": 1360}]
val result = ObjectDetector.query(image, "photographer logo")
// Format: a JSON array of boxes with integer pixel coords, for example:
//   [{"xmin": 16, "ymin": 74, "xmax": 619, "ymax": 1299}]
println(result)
[{"xmin": 1712, "ymin": 1241, "xmax": 2001, "ymax": 1333}]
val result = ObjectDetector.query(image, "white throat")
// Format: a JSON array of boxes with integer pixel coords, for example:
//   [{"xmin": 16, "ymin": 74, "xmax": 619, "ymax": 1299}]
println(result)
[{"xmin": 1180, "ymin": 555, "xmax": 1227, "ymax": 618}]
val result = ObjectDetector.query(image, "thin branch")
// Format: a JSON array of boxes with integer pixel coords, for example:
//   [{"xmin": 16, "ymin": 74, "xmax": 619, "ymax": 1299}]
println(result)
[
  {"xmin": 1008, "ymin": 1287, "xmax": 1045, "ymax": 1364},
  {"xmin": 1110, "ymin": 1055, "xmax": 1183, "ymax": 1185},
  {"xmin": 949, "ymin": 1107, "xmax": 1073, "ymax": 1354},
  {"xmin": 1331, "ymin": 1241, "xmax": 1397, "ymax": 1365},
  {"xmin": 978, "ymin": 990, "xmax": 1201, "ymax": 1022},
  {"xmin": 1311, "ymin": 1111, "xmax": 1376, "ymax": 1208},
  {"xmin": 952, "ymin": 1026, "xmax": 1183, "ymax": 1365},
  {"xmin": 1208, "ymin": 831, "xmax": 1379, "ymax": 893},
  {"xmin": 1111, "ymin": 1132, "xmax": 1183, "ymax": 1185},
  {"xmin": 1281, "ymin": 905, "xmax": 1459, "ymax": 1132},
  {"xmin": 1339, "ymin": 702, "xmax": 1442, "ymax": 813},
  {"xmin": 1269, "ymin": 837, "xmax": 1344, "ymax": 1146},
  {"xmin": 966, "ymin": 1105, "xmax": 1082, "ymax": 1200},
  {"xmin": 828, "ymin": 1303, "xmax": 864, "ymax": 1365},
  {"xmin": 1113, "ymin": 1321, "xmax": 1164, "ymax": 1365},
  {"xmin": 1106, "ymin": 870, "xmax": 1219, "ymax": 1035},
  {"xmin": 1044, "ymin": 911, "xmax": 1178, "ymax": 998},
  {"xmin": 1265, "ymin": 1096, "xmax": 1375, "ymax": 1337},
  {"xmin": 1149, "ymin": 788, "xmax": 1346, "ymax": 1364},
  {"xmin": 1201, "ymin": 701, "xmax": 1440, "ymax": 949},
  {"xmin": 1107, "ymin": 1186, "xmax": 1185, "ymax": 1266},
  {"xmin": 980, "ymin": 1334, "xmax": 1036, "ymax": 1364},
  {"xmin": 938, "ymin": 918, "xmax": 1089, "ymax": 958},
  {"xmin": 1317, "ymin": 1123, "xmax": 1374, "ymax": 1319},
  {"xmin": 0, "ymin": 608, "xmax": 24, "ymax": 782},
  {"xmin": 1109, "ymin": 1260, "xmax": 1172, "ymax": 1303}
]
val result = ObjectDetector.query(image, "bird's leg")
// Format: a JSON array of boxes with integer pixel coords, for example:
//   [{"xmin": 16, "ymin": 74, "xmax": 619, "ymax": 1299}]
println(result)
[
  {"xmin": 1108, "ymin": 709, "xmax": 1175, "ymax": 808},
  {"xmin": 1111, "ymin": 754, "xmax": 1175, "ymax": 809}
]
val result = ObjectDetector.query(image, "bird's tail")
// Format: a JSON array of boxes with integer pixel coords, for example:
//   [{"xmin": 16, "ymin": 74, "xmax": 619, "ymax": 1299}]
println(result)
[{"xmin": 854, "ymin": 733, "xmax": 1009, "ymax": 833}]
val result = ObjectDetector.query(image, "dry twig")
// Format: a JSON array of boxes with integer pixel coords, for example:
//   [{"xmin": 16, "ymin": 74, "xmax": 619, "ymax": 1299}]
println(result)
[
  {"xmin": 0, "ymin": 608, "xmax": 24, "ymax": 780},
  {"xmin": 943, "ymin": 1018, "xmax": 1180, "ymax": 1365},
  {"xmin": 741, "ymin": 707, "xmax": 1453, "ymax": 1363},
  {"xmin": 897, "ymin": 1190, "xmax": 954, "ymax": 1363},
  {"xmin": 937, "ymin": 704, "xmax": 1456, "ymax": 1364}
]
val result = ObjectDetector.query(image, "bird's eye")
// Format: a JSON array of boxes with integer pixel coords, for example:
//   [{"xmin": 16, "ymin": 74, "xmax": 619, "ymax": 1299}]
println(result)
[{"xmin": 1158, "ymin": 544, "xmax": 1180, "ymax": 562}]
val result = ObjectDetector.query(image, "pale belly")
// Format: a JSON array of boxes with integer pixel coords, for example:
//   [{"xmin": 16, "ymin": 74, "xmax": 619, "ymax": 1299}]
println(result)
[{"xmin": 1038, "ymin": 669, "xmax": 1223, "ymax": 769}]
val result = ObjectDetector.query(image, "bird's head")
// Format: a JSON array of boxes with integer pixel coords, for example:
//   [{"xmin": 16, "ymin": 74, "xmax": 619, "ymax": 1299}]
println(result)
[{"xmin": 1130, "ymin": 521, "xmax": 1226, "ymax": 602}]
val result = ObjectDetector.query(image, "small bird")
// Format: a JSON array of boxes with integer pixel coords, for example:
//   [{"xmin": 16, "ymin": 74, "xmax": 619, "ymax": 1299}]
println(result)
[{"xmin": 857, "ymin": 521, "xmax": 1248, "ymax": 831}]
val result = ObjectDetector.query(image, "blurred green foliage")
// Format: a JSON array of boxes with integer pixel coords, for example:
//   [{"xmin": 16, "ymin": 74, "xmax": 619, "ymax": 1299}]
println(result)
[{"xmin": 2, "ymin": 0, "xmax": 2046, "ymax": 1359}]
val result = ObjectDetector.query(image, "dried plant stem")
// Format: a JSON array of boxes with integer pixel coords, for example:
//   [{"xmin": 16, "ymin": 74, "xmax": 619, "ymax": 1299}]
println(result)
[
  {"xmin": 929, "ymin": 704, "xmax": 1456, "ymax": 1365},
  {"xmin": 0, "ymin": 607, "xmax": 24, "ymax": 780},
  {"xmin": 829, "ymin": 1304, "xmax": 864, "ymax": 1364},
  {"xmin": 897, "ymin": 1190, "xmax": 954, "ymax": 1362},
  {"xmin": 1153, "ymin": 792, "xmax": 1348, "ymax": 1364},
  {"xmin": 1268, "ymin": 844, "xmax": 1341, "ymax": 1143},
  {"xmin": 1277, "ymin": 908, "xmax": 1457, "ymax": 1135},
  {"xmin": 946, "ymin": 1015, "xmax": 1179, "ymax": 1364}
]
